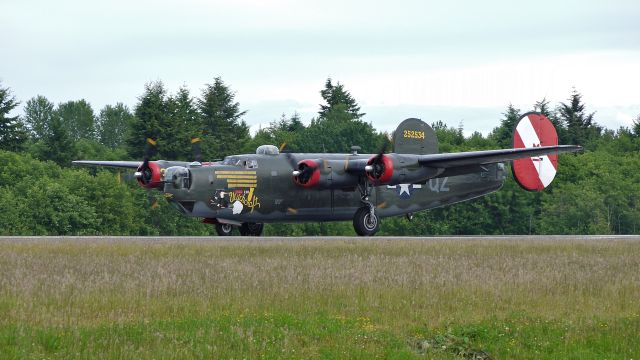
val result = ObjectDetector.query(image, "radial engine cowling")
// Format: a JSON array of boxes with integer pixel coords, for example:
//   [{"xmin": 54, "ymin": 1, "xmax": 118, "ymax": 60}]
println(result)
[
  {"xmin": 366, "ymin": 154, "xmax": 441, "ymax": 185},
  {"xmin": 135, "ymin": 161, "xmax": 163, "ymax": 189},
  {"xmin": 366, "ymin": 154, "xmax": 394, "ymax": 184},
  {"xmin": 292, "ymin": 159, "xmax": 320, "ymax": 188},
  {"xmin": 292, "ymin": 159, "xmax": 361, "ymax": 189}
]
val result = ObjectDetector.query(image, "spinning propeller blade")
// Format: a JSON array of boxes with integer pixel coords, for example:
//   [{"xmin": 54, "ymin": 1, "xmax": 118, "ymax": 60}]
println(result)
[{"xmin": 191, "ymin": 137, "xmax": 202, "ymax": 163}]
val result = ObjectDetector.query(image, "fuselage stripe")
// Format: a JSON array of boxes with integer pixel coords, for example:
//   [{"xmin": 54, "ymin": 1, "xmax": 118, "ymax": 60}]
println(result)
[
  {"xmin": 216, "ymin": 175, "xmax": 257, "ymax": 179},
  {"xmin": 215, "ymin": 171, "xmax": 257, "ymax": 175}
]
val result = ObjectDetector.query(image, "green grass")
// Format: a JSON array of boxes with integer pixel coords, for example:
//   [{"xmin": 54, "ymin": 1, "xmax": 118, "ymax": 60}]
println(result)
[{"xmin": 0, "ymin": 238, "xmax": 639, "ymax": 358}]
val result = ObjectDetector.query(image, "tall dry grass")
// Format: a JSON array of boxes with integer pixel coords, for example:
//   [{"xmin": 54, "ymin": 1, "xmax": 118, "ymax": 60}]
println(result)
[{"xmin": 1, "ymin": 237, "xmax": 638, "ymax": 333}]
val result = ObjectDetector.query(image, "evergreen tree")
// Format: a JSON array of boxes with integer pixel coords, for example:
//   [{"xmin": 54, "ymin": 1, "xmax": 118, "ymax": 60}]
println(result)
[
  {"xmin": 165, "ymin": 86, "xmax": 200, "ymax": 160},
  {"xmin": 318, "ymin": 78, "xmax": 365, "ymax": 120},
  {"xmin": 271, "ymin": 112, "xmax": 304, "ymax": 133},
  {"xmin": 0, "ymin": 82, "xmax": 27, "ymax": 151},
  {"xmin": 24, "ymin": 95, "xmax": 55, "ymax": 140},
  {"xmin": 632, "ymin": 114, "xmax": 640, "ymax": 137},
  {"xmin": 97, "ymin": 103, "xmax": 134, "ymax": 149},
  {"xmin": 42, "ymin": 114, "xmax": 75, "ymax": 166},
  {"xmin": 295, "ymin": 79, "xmax": 381, "ymax": 153},
  {"xmin": 127, "ymin": 81, "xmax": 168, "ymax": 159},
  {"xmin": 489, "ymin": 104, "xmax": 520, "ymax": 148},
  {"xmin": 287, "ymin": 112, "xmax": 304, "ymax": 132},
  {"xmin": 198, "ymin": 77, "xmax": 249, "ymax": 159},
  {"xmin": 56, "ymin": 99, "xmax": 96, "ymax": 141},
  {"xmin": 299, "ymin": 108, "xmax": 385, "ymax": 153},
  {"xmin": 558, "ymin": 89, "xmax": 601, "ymax": 147}
]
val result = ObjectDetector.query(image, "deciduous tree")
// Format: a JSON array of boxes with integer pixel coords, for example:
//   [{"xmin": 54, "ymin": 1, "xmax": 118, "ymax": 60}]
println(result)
[
  {"xmin": 24, "ymin": 95, "xmax": 55, "ymax": 140},
  {"xmin": 56, "ymin": 99, "xmax": 96, "ymax": 141},
  {"xmin": 97, "ymin": 103, "xmax": 134, "ymax": 149}
]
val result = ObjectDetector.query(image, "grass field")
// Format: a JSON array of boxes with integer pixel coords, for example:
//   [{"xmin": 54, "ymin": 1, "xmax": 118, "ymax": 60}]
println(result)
[{"xmin": 0, "ymin": 237, "xmax": 639, "ymax": 359}]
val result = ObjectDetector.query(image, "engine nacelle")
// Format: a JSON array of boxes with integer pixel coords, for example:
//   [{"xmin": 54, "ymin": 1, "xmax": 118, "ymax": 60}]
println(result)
[
  {"xmin": 293, "ymin": 159, "xmax": 361, "ymax": 189},
  {"xmin": 292, "ymin": 159, "xmax": 321, "ymax": 188},
  {"xmin": 135, "ymin": 161, "xmax": 163, "ymax": 189},
  {"xmin": 293, "ymin": 155, "xmax": 442, "ymax": 189},
  {"xmin": 366, "ymin": 154, "xmax": 394, "ymax": 183},
  {"xmin": 366, "ymin": 154, "xmax": 442, "ymax": 185}
]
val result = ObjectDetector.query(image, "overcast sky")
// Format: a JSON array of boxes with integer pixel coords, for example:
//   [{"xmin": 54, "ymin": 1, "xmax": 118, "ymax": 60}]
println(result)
[{"xmin": 1, "ymin": 0, "xmax": 639, "ymax": 136}]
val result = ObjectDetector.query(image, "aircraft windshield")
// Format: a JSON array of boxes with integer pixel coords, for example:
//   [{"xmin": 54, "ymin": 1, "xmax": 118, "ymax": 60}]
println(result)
[{"xmin": 221, "ymin": 156, "xmax": 241, "ymax": 166}]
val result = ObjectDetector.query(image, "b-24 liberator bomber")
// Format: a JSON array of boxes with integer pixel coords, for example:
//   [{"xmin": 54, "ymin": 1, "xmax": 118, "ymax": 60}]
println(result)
[{"xmin": 74, "ymin": 112, "xmax": 581, "ymax": 236}]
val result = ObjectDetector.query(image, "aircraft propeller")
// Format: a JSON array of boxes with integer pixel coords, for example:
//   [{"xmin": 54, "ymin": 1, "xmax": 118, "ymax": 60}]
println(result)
[
  {"xmin": 365, "ymin": 139, "xmax": 390, "ymax": 179},
  {"xmin": 191, "ymin": 136, "xmax": 202, "ymax": 163},
  {"xmin": 281, "ymin": 143, "xmax": 318, "ymax": 183},
  {"xmin": 134, "ymin": 137, "xmax": 158, "ymax": 184}
]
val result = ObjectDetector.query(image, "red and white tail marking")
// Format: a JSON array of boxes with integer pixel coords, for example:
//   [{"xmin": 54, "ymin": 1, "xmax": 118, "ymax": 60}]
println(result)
[{"xmin": 512, "ymin": 112, "xmax": 558, "ymax": 191}]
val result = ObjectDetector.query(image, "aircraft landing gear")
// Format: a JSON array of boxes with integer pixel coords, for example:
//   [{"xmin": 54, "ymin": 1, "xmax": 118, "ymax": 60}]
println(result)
[
  {"xmin": 239, "ymin": 222, "xmax": 264, "ymax": 236},
  {"xmin": 353, "ymin": 207, "xmax": 379, "ymax": 236},
  {"xmin": 353, "ymin": 181, "xmax": 379, "ymax": 236},
  {"xmin": 215, "ymin": 223, "xmax": 234, "ymax": 236}
]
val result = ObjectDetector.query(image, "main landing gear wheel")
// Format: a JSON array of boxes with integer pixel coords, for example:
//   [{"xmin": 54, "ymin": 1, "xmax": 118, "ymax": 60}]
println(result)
[
  {"xmin": 239, "ymin": 222, "xmax": 264, "ymax": 236},
  {"xmin": 215, "ymin": 223, "xmax": 234, "ymax": 236},
  {"xmin": 353, "ymin": 207, "xmax": 379, "ymax": 236}
]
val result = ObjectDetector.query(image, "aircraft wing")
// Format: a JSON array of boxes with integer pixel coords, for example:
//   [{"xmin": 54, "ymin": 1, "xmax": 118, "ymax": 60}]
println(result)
[
  {"xmin": 72, "ymin": 160, "xmax": 143, "ymax": 169},
  {"xmin": 418, "ymin": 145, "xmax": 581, "ymax": 168}
]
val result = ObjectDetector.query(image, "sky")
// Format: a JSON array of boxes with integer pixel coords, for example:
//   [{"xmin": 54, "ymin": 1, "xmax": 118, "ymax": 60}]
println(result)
[{"xmin": 1, "ymin": 0, "xmax": 639, "ymax": 136}]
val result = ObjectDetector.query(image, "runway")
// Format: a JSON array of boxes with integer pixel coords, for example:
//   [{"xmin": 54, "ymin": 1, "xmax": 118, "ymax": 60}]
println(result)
[{"xmin": 1, "ymin": 235, "xmax": 639, "ymax": 242}]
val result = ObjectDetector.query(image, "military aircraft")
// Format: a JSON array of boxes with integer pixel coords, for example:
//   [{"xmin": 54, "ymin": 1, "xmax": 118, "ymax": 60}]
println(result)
[{"xmin": 74, "ymin": 112, "xmax": 581, "ymax": 236}]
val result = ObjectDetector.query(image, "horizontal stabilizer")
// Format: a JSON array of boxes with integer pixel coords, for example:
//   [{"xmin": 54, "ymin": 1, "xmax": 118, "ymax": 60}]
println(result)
[{"xmin": 418, "ymin": 145, "xmax": 581, "ymax": 168}]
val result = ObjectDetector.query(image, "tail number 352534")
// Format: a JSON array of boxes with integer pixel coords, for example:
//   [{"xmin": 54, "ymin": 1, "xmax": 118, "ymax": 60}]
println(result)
[{"xmin": 403, "ymin": 130, "xmax": 425, "ymax": 139}]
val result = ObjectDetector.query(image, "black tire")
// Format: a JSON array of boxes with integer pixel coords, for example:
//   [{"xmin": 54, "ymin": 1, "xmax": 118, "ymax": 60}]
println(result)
[
  {"xmin": 353, "ymin": 207, "xmax": 379, "ymax": 236},
  {"xmin": 239, "ymin": 222, "xmax": 264, "ymax": 236},
  {"xmin": 215, "ymin": 223, "xmax": 234, "ymax": 236}
]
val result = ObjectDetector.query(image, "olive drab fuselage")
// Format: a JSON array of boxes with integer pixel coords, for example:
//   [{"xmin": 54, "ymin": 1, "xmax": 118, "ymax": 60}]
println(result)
[{"xmin": 162, "ymin": 153, "xmax": 507, "ymax": 224}]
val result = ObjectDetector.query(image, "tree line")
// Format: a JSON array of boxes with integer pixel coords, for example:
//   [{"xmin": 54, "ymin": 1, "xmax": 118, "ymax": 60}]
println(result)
[{"xmin": 1, "ymin": 77, "xmax": 639, "ymax": 235}]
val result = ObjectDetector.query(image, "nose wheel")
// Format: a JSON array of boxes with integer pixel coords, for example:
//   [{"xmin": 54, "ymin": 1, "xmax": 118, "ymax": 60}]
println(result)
[
  {"xmin": 215, "ymin": 222, "xmax": 264, "ymax": 236},
  {"xmin": 215, "ymin": 223, "xmax": 234, "ymax": 236}
]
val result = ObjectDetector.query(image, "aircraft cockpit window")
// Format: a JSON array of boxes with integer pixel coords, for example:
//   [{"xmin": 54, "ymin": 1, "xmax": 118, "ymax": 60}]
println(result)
[
  {"xmin": 246, "ymin": 159, "xmax": 258, "ymax": 169},
  {"xmin": 221, "ymin": 156, "xmax": 240, "ymax": 166}
]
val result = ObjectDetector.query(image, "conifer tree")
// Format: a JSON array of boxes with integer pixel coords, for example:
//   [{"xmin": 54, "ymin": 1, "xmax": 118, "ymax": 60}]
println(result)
[
  {"xmin": 198, "ymin": 77, "xmax": 249, "ymax": 159},
  {"xmin": 165, "ymin": 86, "xmax": 200, "ymax": 160},
  {"xmin": 42, "ymin": 114, "xmax": 74, "ymax": 166},
  {"xmin": 318, "ymin": 78, "xmax": 365, "ymax": 120},
  {"xmin": 127, "ymin": 81, "xmax": 168, "ymax": 159},
  {"xmin": 490, "ymin": 104, "xmax": 520, "ymax": 148},
  {"xmin": 0, "ymin": 82, "xmax": 27, "ymax": 151},
  {"xmin": 632, "ymin": 114, "xmax": 640, "ymax": 137},
  {"xmin": 558, "ymin": 89, "xmax": 601, "ymax": 147}
]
